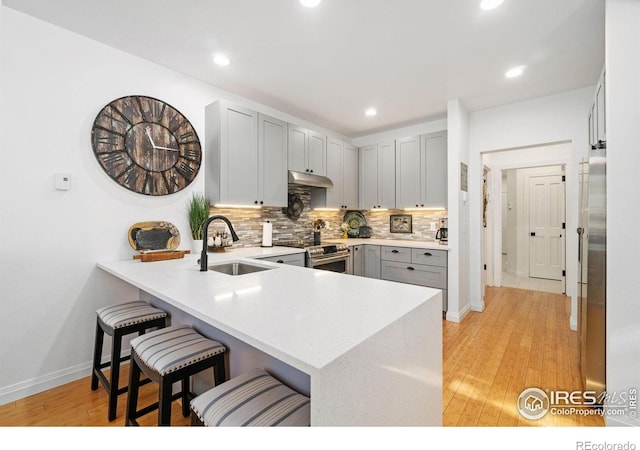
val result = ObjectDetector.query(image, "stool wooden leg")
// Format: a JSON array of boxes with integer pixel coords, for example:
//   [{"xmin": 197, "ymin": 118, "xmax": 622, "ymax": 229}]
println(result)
[
  {"xmin": 107, "ymin": 329, "xmax": 123, "ymax": 422},
  {"xmin": 213, "ymin": 354, "xmax": 227, "ymax": 386},
  {"xmin": 125, "ymin": 356, "xmax": 142, "ymax": 426},
  {"xmin": 181, "ymin": 378, "xmax": 190, "ymax": 417},
  {"xmin": 158, "ymin": 378, "xmax": 173, "ymax": 426},
  {"xmin": 90, "ymin": 320, "xmax": 104, "ymax": 391}
]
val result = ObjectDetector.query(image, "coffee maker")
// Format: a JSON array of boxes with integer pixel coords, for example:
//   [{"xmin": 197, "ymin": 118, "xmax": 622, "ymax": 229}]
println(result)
[{"xmin": 436, "ymin": 218, "xmax": 448, "ymax": 244}]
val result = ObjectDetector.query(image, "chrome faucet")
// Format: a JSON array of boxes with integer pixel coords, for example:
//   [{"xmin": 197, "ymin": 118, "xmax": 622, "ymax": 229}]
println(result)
[{"xmin": 200, "ymin": 215, "xmax": 240, "ymax": 271}]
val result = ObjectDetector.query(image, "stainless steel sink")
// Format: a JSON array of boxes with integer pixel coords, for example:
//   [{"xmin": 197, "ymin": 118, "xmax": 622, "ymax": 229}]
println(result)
[{"xmin": 207, "ymin": 261, "xmax": 273, "ymax": 276}]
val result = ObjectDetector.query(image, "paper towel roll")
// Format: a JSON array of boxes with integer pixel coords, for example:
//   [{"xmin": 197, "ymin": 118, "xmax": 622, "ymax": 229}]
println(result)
[{"xmin": 262, "ymin": 221, "xmax": 273, "ymax": 247}]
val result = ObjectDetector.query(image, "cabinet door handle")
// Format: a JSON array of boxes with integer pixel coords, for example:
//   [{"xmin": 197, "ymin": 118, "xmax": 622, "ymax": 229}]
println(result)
[
  {"xmin": 254, "ymin": 200, "xmax": 259, "ymax": 204},
  {"xmin": 407, "ymin": 266, "xmax": 415, "ymax": 271},
  {"xmin": 391, "ymin": 250, "xmax": 399, "ymax": 254},
  {"xmin": 310, "ymin": 169, "xmax": 314, "ymax": 173},
  {"xmin": 276, "ymin": 260, "xmax": 284, "ymax": 264},
  {"xmin": 424, "ymin": 252, "xmax": 432, "ymax": 256}
]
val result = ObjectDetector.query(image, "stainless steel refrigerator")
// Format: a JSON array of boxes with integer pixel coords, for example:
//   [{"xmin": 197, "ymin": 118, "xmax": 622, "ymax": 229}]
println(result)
[{"xmin": 577, "ymin": 143, "xmax": 607, "ymax": 401}]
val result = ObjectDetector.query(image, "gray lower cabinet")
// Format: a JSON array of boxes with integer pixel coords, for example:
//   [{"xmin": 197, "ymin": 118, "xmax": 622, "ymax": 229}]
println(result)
[
  {"xmin": 351, "ymin": 245, "xmax": 365, "ymax": 276},
  {"xmin": 256, "ymin": 253, "xmax": 305, "ymax": 267},
  {"xmin": 380, "ymin": 247, "xmax": 448, "ymax": 313},
  {"xmin": 364, "ymin": 245, "xmax": 381, "ymax": 279}
]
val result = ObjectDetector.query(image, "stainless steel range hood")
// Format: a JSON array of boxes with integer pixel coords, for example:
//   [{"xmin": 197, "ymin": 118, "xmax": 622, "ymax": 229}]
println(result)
[{"xmin": 288, "ymin": 170, "xmax": 333, "ymax": 189}]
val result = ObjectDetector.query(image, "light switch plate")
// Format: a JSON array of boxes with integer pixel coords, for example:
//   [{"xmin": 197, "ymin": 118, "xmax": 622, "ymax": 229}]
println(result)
[
  {"xmin": 430, "ymin": 222, "xmax": 437, "ymax": 231},
  {"xmin": 55, "ymin": 173, "xmax": 71, "ymax": 191}
]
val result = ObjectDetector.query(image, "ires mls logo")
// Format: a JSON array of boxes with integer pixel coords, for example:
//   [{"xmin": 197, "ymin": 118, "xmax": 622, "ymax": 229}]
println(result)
[
  {"xmin": 517, "ymin": 388, "xmax": 550, "ymax": 420},
  {"xmin": 517, "ymin": 387, "xmax": 638, "ymax": 419}
]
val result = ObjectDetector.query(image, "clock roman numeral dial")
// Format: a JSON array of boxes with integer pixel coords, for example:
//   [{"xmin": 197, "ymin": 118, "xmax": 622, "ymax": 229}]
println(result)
[
  {"xmin": 92, "ymin": 96, "xmax": 200, "ymax": 195},
  {"xmin": 114, "ymin": 98, "xmax": 143, "ymax": 125},
  {"xmin": 115, "ymin": 164, "xmax": 139, "ymax": 190},
  {"xmin": 179, "ymin": 131, "xmax": 194, "ymax": 143},
  {"xmin": 139, "ymin": 96, "xmax": 166, "ymax": 123},
  {"xmin": 92, "ymin": 127, "xmax": 126, "ymax": 153},
  {"xmin": 96, "ymin": 150, "xmax": 132, "ymax": 176},
  {"xmin": 93, "ymin": 106, "xmax": 130, "ymax": 136},
  {"xmin": 175, "ymin": 159, "xmax": 196, "ymax": 181},
  {"xmin": 182, "ymin": 148, "xmax": 200, "ymax": 162}
]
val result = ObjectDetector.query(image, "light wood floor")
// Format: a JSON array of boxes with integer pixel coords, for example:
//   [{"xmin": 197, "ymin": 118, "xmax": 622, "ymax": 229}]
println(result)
[
  {"xmin": 444, "ymin": 286, "xmax": 603, "ymax": 426},
  {"xmin": 0, "ymin": 286, "xmax": 603, "ymax": 427}
]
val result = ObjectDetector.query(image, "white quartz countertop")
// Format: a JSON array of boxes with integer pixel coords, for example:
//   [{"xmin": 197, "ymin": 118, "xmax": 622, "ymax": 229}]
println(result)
[
  {"xmin": 97, "ymin": 247, "xmax": 441, "ymax": 375},
  {"xmin": 325, "ymin": 238, "xmax": 449, "ymax": 251}
]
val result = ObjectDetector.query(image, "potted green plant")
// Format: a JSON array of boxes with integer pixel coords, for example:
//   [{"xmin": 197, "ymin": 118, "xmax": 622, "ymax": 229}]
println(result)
[{"xmin": 187, "ymin": 193, "xmax": 210, "ymax": 251}]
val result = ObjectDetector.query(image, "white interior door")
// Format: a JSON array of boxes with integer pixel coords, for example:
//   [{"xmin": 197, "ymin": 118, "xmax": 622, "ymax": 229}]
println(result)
[{"xmin": 529, "ymin": 175, "xmax": 565, "ymax": 280}]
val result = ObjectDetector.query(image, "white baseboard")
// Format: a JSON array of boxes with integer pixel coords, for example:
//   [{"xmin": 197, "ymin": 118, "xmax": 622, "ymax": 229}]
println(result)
[
  {"xmin": 569, "ymin": 314, "xmax": 578, "ymax": 331},
  {"xmin": 0, "ymin": 362, "xmax": 92, "ymax": 406},
  {"xmin": 0, "ymin": 351, "xmax": 131, "ymax": 407},
  {"xmin": 446, "ymin": 302, "xmax": 473, "ymax": 323}
]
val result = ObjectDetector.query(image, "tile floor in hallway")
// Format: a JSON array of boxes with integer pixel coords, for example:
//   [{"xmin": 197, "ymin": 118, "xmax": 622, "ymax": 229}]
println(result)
[{"xmin": 501, "ymin": 272, "xmax": 564, "ymax": 294}]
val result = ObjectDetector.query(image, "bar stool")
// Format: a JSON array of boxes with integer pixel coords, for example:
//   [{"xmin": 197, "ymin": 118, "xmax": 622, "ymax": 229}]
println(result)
[
  {"xmin": 126, "ymin": 324, "xmax": 227, "ymax": 426},
  {"xmin": 190, "ymin": 368, "xmax": 310, "ymax": 426},
  {"xmin": 91, "ymin": 301, "xmax": 168, "ymax": 421}
]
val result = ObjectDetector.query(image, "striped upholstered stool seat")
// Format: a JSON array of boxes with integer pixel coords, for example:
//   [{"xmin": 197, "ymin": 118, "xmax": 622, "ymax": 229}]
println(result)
[
  {"xmin": 91, "ymin": 301, "xmax": 168, "ymax": 421},
  {"xmin": 190, "ymin": 368, "xmax": 310, "ymax": 426},
  {"xmin": 126, "ymin": 324, "xmax": 227, "ymax": 426}
]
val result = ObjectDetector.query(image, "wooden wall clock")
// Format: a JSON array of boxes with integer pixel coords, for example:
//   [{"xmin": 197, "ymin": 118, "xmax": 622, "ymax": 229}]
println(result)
[{"xmin": 91, "ymin": 95, "xmax": 201, "ymax": 196}]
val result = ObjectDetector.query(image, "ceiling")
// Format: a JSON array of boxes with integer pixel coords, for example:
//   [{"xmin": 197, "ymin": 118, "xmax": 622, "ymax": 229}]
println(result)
[{"xmin": 3, "ymin": 0, "xmax": 605, "ymax": 137}]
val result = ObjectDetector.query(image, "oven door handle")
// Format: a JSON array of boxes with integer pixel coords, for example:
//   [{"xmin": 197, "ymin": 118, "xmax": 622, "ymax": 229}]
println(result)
[{"xmin": 309, "ymin": 253, "xmax": 350, "ymax": 266}]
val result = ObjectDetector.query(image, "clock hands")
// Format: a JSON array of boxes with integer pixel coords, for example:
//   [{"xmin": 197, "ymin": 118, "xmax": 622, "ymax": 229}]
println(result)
[
  {"xmin": 153, "ymin": 145, "xmax": 179, "ymax": 152},
  {"xmin": 145, "ymin": 126, "xmax": 178, "ymax": 152},
  {"xmin": 144, "ymin": 126, "xmax": 156, "ymax": 148}
]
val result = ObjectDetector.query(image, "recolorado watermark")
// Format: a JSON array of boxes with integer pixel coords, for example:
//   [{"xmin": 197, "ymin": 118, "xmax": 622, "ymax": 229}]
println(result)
[
  {"xmin": 576, "ymin": 442, "xmax": 636, "ymax": 450},
  {"xmin": 517, "ymin": 387, "xmax": 637, "ymax": 420}
]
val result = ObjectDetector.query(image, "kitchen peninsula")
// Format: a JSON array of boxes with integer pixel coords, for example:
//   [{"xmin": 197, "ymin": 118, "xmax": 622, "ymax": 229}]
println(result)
[{"xmin": 98, "ymin": 247, "xmax": 442, "ymax": 426}]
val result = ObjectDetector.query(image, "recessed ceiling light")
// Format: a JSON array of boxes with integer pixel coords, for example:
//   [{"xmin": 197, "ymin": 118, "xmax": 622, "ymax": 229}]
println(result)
[
  {"xmin": 299, "ymin": 0, "xmax": 321, "ymax": 8},
  {"xmin": 213, "ymin": 53, "xmax": 231, "ymax": 66},
  {"xmin": 365, "ymin": 108, "xmax": 377, "ymax": 117},
  {"xmin": 480, "ymin": 0, "xmax": 504, "ymax": 10},
  {"xmin": 505, "ymin": 66, "xmax": 525, "ymax": 78}
]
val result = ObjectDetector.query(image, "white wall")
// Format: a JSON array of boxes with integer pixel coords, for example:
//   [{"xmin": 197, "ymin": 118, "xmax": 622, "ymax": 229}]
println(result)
[
  {"xmin": 446, "ymin": 99, "xmax": 470, "ymax": 322},
  {"xmin": 603, "ymin": 0, "xmax": 640, "ymax": 427},
  {"xmin": 0, "ymin": 7, "xmax": 348, "ymax": 404},
  {"xmin": 467, "ymin": 87, "xmax": 594, "ymax": 317}
]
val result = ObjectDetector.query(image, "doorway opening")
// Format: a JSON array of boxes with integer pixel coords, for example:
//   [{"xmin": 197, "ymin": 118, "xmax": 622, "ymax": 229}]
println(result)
[
  {"xmin": 482, "ymin": 142, "xmax": 572, "ymax": 297},
  {"xmin": 500, "ymin": 165, "xmax": 566, "ymax": 294}
]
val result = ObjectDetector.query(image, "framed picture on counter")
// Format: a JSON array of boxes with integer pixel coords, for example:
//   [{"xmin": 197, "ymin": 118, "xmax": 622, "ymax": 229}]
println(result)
[{"xmin": 390, "ymin": 214, "xmax": 412, "ymax": 233}]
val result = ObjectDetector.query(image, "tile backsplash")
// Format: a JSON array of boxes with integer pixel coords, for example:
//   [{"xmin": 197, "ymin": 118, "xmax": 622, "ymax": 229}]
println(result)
[{"xmin": 209, "ymin": 186, "xmax": 447, "ymax": 247}]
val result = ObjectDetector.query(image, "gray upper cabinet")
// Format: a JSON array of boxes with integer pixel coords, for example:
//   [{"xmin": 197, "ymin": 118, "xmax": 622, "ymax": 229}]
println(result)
[
  {"xmin": 324, "ymin": 137, "xmax": 344, "ymax": 208},
  {"xmin": 395, "ymin": 136, "xmax": 422, "ymax": 208},
  {"xmin": 359, "ymin": 141, "xmax": 395, "ymax": 210},
  {"xmin": 422, "ymin": 131, "xmax": 447, "ymax": 208},
  {"xmin": 395, "ymin": 131, "xmax": 447, "ymax": 209},
  {"xmin": 205, "ymin": 101, "xmax": 287, "ymax": 207},
  {"xmin": 343, "ymin": 143, "xmax": 359, "ymax": 209},
  {"xmin": 288, "ymin": 124, "xmax": 326, "ymax": 176},
  {"xmin": 311, "ymin": 139, "xmax": 358, "ymax": 210},
  {"xmin": 258, "ymin": 114, "xmax": 288, "ymax": 207}
]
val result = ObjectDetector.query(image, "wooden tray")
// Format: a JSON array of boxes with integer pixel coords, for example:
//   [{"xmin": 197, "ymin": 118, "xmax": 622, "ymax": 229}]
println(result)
[
  {"xmin": 133, "ymin": 250, "xmax": 190, "ymax": 262},
  {"xmin": 128, "ymin": 221, "xmax": 180, "ymax": 252}
]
